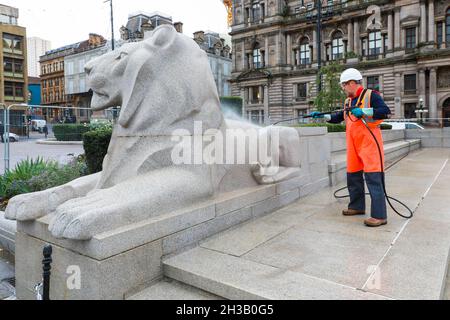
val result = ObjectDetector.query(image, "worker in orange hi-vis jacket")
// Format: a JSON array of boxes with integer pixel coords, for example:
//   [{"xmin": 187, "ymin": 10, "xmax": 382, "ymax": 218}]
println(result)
[{"xmin": 311, "ymin": 68, "xmax": 392, "ymax": 227}]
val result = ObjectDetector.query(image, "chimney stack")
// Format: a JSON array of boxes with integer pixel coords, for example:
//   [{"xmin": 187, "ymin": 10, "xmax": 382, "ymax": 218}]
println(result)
[{"xmin": 174, "ymin": 22, "xmax": 183, "ymax": 33}]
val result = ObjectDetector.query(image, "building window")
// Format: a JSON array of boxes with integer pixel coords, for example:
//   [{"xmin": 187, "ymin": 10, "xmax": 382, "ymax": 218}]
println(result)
[
  {"xmin": 404, "ymin": 103, "xmax": 417, "ymax": 119},
  {"xmin": 437, "ymin": 22, "xmax": 443, "ymax": 45},
  {"xmin": 331, "ymin": 31, "xmax": 344, "ymax": 60},
  {"xmin": 3, "ymin": 58, "xmax": 13, "ymax": 73},
  {"xmin": 404, "ymin": 74, "xmax": 417, "ymax": 94},
  {"xmin": 296, "ymin": 83, "xmax": 308, "ymax": 100},
  {"xmin": 249, "ymin": 86, "xmax": 263, "ymax": 104},
  {"xmin": 293, "ymin": 49, "xmax": 298, "ymax": 65},
  {"xmin": 383, "ymin": 35, "xmax": 389, "ymax": 52},
  {"xmin": 367, "ymin": 76, "xmax": 380, "ymax": 92},
  {"xmin": 4, "ymin": 82, "xmax": 13, "ymax": 97},
  {"xmin": 252, "ymin": 2, "xmax": 261, "ymax": 22},
  {"xmin": 299, "ymin": 38, "xmax": 310, "ymax": 65},
  {"xmin": 248, "ymin": 110, "xmax": 264, "ymax": 124},
  {"xmin": 361, "ymin": 38, "xmax": 367, "ymax": 56},
  {"xmin": 446, "ymin": 8, "xmax": 450, "ymax": 43},
  {"xmin": 297, "ymin": 109, "xmax": 308, "ymax": 124},
  {"xmin": 405, "ymin": 27, "xmax": 416, "ymax": 49},
  {"xmin": 4, "ymin": 81, "xmax": 24, "ymax": 100},
  {"xmin": 253, "ymin": 48, "xmax": 262, "ymax": 69},
  {"xmin": 368, "ymin": 31, "xmax": 382, "ymax": 56}
]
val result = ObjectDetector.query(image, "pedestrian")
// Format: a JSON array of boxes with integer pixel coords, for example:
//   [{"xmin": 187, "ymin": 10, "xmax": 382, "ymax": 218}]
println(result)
[
  {"xmin": 43, "ymin": 125, "xmax": 48, "ymax": 139},
  {"xmin": 311, "ymin": 68, "xmax": 391, "ymax": 227}
]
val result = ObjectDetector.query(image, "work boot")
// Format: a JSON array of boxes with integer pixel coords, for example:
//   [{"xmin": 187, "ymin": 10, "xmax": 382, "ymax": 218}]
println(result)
[
  {"xmin": 364, "ymin": 218, "xmax": 388, "ymax": 227},
  {"xmin": 342, "ymin": 208, "xmax": 366, "ymax": 216}
]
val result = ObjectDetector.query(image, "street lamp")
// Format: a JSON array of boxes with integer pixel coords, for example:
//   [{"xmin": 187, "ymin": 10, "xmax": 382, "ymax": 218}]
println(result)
[
  {"xmin": 300, "ymin": 0, "xmax": 323, "ymax": 91},
  {"xmin": 104, "ymin": 0, "xmax": 115, "ymax": 51},
  {"xmin": 415, "ymin": 98, "xmax": 429, "ymax": 125}
]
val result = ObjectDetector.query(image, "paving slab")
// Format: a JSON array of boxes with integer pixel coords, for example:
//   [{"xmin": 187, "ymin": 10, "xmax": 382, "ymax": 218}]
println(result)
[
  {"xmin": 161, "ymin": 148, "xmax": 450, "ymax": 300},
  {"xmin": 164, "ymin": 247, "xmax": 389, "ymax": 300},
  {"xmin": 242, "ymin": 226, "xmax": 388, "ymax": 289},
  {"xmin": 200, "ymin": 206, "xmax": 319, "ymax": 257}
]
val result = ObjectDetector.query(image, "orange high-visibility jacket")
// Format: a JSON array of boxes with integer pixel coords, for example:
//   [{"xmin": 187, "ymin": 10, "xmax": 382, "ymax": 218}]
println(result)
[{"xmin": 344, "ymin": 88, "xmax": 385, "ymax": 174}]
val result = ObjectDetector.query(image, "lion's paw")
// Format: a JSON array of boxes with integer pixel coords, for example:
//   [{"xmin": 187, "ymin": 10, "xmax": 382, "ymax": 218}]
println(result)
[
  {"xmin": 48, "ymin": 193, "xmax": 123, "ymax": 240},
  {"xmin": 6, "ymin": 192, "xmax": 49, "ymax": 221},
  {"xmin": 5, "ymin": 186, "xmax": 75, "ymax": 222}
]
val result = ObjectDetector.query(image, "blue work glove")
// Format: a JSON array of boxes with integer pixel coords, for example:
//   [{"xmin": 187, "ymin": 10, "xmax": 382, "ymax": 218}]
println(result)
[
  {"xmin": 351, "ymin": 108, "xmax": 364, "ymax": 118},
  {"xmin": 310, "ymin": 112, "xmax": 324, "ymax": 119},
  {"xmin": 351, "ymin": 108, "xmax": 374, "ymax": 118}
]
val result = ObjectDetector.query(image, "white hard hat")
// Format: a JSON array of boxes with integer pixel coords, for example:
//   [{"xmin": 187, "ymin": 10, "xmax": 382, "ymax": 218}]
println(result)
[{"xmin": 340, "ymin": 68, "xmax": 363, "ymax": 84}]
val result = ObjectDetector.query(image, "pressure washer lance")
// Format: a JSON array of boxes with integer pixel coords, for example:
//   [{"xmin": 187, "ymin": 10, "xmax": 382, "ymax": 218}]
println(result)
[{"xmin": 273, "ymin": 110, "xmax": 414, "ymax": 219}]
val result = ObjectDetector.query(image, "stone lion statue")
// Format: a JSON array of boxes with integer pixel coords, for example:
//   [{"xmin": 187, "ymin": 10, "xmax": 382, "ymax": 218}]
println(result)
[{"xmin": 5, "ymin": 25, "xmax": 301, "ymax": 240}]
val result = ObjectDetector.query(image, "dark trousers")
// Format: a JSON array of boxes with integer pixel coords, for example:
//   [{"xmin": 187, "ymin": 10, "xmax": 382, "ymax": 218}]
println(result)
[{"xmin": 347, "ymin": 171, "xmax": 387, "ymax": 220}]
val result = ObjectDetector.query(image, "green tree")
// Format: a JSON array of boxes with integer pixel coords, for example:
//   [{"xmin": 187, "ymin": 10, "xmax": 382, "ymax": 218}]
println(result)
[{"xmin": 313, "ymin": 62, "xmax": 347, "ymax": 113}]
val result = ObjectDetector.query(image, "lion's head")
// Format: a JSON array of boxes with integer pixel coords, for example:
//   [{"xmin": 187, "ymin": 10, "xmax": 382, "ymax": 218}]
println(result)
[{"xmin": 85, "ymin": 25, "xmax": 224, "ymax": 135}]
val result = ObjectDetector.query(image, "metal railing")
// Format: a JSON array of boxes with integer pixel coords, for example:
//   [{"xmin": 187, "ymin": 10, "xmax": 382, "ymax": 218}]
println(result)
[{"xmin": 1, "ymin": 103, "xmax": 119, "ymax": 173}]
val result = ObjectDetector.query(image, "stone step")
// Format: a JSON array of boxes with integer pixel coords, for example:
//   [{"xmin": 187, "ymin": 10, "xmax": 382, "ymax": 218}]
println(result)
[
  {"xmin": 163, "ymin": 247, "xmax": 390, "ymax": 300},
  {"xmin": 127, "ymin": 278, "xmax": 224, "ymax": 300}
]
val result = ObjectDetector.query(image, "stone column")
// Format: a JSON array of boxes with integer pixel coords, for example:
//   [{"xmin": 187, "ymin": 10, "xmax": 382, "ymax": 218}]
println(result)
[
  {"xmin": 420, "ymin": 1, "xmax": 427, "ymax": 43},
  {"xmin": 240, "ymin": 87, "xmax": 246, "ymax": 117},
  {"xmin": 388, "ymin": 12, "xmax": 394, "ymax": 51},
  {"xmin": 249, "ymin": 87, "xmax": 253, "ymax": 104},
  {"xmin": 312, "ymin": 29, "xmax": 317, "ymax": 62},
  {"xmin": 354, "ymin": 20, "xmax": 360, "ymax": 55},
  {"xmin": 418, "ymin": 69, "xmax": 426, "ymax": 104},
  {"xmin": 429, "ymin": 68, "xmax": 437, "ymax": 121},
  {"xmin": 264, "ymin": 84, "xmax": 269, "ymax": 125},
  {"xmin": 348, "ymin": 22, "xmax": 354, "ymax": 53},
  {"xmin": 287, "ymin": 34, "xmax": 292, "ymax": 65},
  {"xmin": 242, "ymin": 41, "xmax": 246, "ymax": 70},
  {"xmin": 275, "ymin": 33, "xmax": 280, "ymax": 66},
  {"xmin": 394, "ymin": 73, "xmax": 402, "ymax": 118},
  {"xmin": 394, "ymin": 8, "xmax": 400, "ymax": 49},
  {"xmin": 259, "ymin": 85, "xmax": 264, "ymax": 104},
  {"xmin": 265, "ymin": 36, "xmax": 269, "ymax": 67},
  {"xmin": 281, "ymin": 32, "xmax": 286, "ymax": 65},
  {"xmin": 241, "ymin": 1, "xmax": 245, "ymax": 24},
  {"xmin": 428, "ymin": 0, "xmax": 435, "ymax": 43},
  {"xmin": 444, "ymin": 21, "xmax": 447, "ymax": 45}
]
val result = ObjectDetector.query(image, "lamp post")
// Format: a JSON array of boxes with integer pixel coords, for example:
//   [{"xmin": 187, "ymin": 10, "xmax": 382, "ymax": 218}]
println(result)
[
  {"xmin": 301, "ymin": 0, "xmax": 323, "ymax": 91},
  {"xmin": 416, "ymin": 98, "xmax": 429, "ymax": 125},
  {"xmin": 104, "ymin": 0, "xmax": 115, "ymax": 51}
]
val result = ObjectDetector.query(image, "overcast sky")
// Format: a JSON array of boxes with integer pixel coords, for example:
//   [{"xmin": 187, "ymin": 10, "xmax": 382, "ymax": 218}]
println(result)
[{"xmin": 3, "ymin": 0, "xmax": 230, "ymax": 48}]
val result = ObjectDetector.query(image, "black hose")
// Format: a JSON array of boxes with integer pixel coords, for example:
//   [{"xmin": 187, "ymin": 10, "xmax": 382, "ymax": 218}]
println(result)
[{"xmin": 333, "ymin": 115, "xmax": 413, "ymax": 219}]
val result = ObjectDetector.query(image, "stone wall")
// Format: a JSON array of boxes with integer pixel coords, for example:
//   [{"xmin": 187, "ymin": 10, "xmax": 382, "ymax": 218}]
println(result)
[{"xmin": 406, "ymin": 128, "xmax": 450, "ymax": 148}]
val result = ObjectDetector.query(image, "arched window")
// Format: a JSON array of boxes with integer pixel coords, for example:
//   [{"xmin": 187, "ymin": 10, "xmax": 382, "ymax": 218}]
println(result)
[
  {"xmin": 299, "ymin": 37, "xmax": 310, "ymax": 65},
  {"xmin": 368, "ymin": 31, "xmax": 382, "ymax": 55},
  {"xmin": 331, "ymin": 31, "xmax": 344, "ymax": 60}
]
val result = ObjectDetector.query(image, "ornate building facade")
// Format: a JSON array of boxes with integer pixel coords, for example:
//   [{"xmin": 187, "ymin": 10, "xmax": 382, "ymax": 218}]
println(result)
[
  {"xmin": 229, "ymin": 0, "xmax": 450, "ymax": 126},
  {"xmin": 0, "ymin": 4, "xmax": 28, "ymax": 133},
  {"xmin": 40, "ymin": 33, "xmax": 106, "ymax": 123}
]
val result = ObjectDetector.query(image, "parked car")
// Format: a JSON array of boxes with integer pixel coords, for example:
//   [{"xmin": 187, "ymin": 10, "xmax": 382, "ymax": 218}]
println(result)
[
  {"xmin": 1, "ymin": 132, "xmax": 20, "ymax": 142},
  {"xmin": 382, "ymin": 122, "xmax": 425, "ymax": 130},
  {"xmin": 31, "ymin": 119, "xmax": 47, "ymax": 132}
]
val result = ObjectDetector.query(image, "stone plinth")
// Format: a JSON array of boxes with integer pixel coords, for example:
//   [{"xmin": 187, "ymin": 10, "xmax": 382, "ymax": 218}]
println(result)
[{"xmin": 15, "ymin": 127, "xmax": 331, "ymax": 300}]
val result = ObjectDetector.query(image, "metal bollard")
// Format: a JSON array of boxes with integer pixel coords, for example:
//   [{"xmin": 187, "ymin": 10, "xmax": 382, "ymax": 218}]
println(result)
[{"xmin": 42, "ymin": 245, "xmax": 53, "ymax": 300}]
